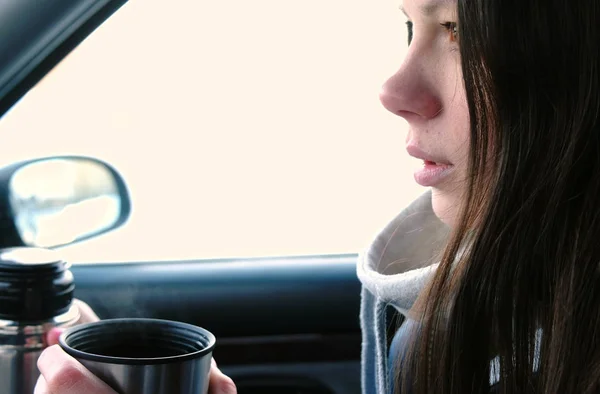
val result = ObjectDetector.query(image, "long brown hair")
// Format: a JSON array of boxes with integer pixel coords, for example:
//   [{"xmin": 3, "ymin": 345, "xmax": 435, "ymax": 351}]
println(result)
[{"xmin": 399, "ymin": 0, "xmax": 600, "ymax": 392}]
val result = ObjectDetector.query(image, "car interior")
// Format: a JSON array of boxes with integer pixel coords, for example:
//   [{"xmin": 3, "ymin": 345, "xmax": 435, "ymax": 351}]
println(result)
[{"xmin": 0, "ymin": 0, "xmax": 416, "ymax": 393}]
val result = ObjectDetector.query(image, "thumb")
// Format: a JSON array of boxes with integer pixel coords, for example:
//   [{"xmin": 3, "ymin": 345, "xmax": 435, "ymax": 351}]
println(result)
[
  {"xmin": 46, "ymin": 327, "xmax": 65, "ymax": 347},
  {"xmin": 209, "ymin": 359, "xmax": 237, "ymax": 394}
]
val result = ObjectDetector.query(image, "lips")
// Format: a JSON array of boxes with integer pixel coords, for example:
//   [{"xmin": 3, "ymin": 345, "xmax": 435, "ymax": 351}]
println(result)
[
  {"xmin": 406, "ymin": 145, "xmax": 451, "ymax": 166},
  {"xmin": 406, "ymin": 144, "xmax": 454, "ymax": 187}
]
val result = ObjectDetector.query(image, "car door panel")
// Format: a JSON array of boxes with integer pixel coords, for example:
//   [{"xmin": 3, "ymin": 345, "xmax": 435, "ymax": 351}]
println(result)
[
  {"xmin": 0, "ymin": 0, "xmax": 366, "ymax": 392},
  {"xmin": 223, "ymin": 362, "xmax": 360, "ymax": 394},
  {"xmin": 71, "ymin": 254, "xmax": 361, "ymax": 394}
]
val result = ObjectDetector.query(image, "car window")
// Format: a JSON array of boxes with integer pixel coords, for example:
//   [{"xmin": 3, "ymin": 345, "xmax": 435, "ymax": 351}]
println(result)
[{"xmin": 0, "ymin": 0, "xmax": 424, "ymax": 263}]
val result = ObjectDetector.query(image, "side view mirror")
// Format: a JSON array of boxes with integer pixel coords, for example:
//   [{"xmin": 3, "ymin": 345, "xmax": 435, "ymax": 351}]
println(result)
[{"xmin": 0, "ymin": 155, "xmax": 131, "ymax": 248}]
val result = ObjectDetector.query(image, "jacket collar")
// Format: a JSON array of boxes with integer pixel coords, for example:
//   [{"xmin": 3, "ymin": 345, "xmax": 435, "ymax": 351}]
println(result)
[{"xmin": 356, "ymin": 191, "xmax": 449, "ymax": 315}]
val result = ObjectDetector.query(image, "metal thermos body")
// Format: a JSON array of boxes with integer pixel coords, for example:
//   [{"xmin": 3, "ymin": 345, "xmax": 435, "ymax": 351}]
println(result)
[{"xmin": 0, "ymin": 247, "xmax": 80, "ymax": 394}]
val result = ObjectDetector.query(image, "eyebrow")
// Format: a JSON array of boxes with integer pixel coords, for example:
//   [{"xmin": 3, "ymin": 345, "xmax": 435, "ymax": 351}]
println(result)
[{"xmin": 400, "ymin": 0, "xmax": 454, "ymax": 17}]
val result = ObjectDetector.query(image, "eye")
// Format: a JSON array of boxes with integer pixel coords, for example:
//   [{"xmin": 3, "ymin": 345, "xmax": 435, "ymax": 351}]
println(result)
[
  {"xmin": 440, "ymin": 22, "xmax": 458, "ymax": 42},
  {"xmin": 406, "ymin": 20, "xmax": 413, "ymax": 45}
]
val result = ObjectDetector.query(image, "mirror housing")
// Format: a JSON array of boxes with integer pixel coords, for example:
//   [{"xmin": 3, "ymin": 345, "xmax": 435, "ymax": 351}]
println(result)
[{"xmin": 0, "ymin": 155, "xmax": 130, "ymax": 249}]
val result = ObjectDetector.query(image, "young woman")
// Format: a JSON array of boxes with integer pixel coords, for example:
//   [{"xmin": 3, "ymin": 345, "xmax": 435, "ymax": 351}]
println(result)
[
  {"xmin": 361, "ymin": 0, "xmax": 600, "ymax": 392},
  {"xmin": 36, "ymin": 0, "xmax": 600, "ymax": 392}
]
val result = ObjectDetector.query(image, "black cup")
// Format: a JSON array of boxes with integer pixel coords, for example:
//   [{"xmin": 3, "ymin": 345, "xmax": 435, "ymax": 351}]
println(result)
[{"xmin": 59, "ymin": 318, "xmax": 216, "ymax": 394}]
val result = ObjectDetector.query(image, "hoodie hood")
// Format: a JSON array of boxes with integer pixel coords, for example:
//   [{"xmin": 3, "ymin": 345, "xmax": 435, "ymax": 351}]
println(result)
[
  {"xmin": 358, "ymin": 192, "xmax": 515, "ymax": 393},
  {"xmin": 358, "ymin": 191, "xmax": 450, "ymax": 394},
  {"xmin": 357, "ymin": 190, "xmax": 449, "ymax": 315},
  {"xmin": 357, "ymin": 191, "xmax": 449, "ymax": 394}
]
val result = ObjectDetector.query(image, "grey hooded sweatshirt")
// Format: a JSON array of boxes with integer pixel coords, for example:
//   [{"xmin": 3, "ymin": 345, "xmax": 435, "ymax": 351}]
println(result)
[
  {"xmin": 357, "ymin": 191, "xmax": 449, "ymax": 394},
  {"xmin": 357, "ymin": 191, "xmax": 537, "ymax": 394}
]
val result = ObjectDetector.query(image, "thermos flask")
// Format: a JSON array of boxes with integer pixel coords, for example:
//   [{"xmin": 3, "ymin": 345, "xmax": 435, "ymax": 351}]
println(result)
[{"xmin": 0, "ymin": 247, "xmax": 80, "ymax": 394}]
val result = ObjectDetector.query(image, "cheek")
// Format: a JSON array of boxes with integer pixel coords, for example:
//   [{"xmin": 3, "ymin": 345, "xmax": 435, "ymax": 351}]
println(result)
[
  {"xmin": 431, "ymin": 162, "xmax": 468, "ymax": 228},
  {"xmin": 433, "ymin": 70, "xmax": 470, "ymax": 228},
  {"xmin": 444, "ymin": 75, "xmax": 470, "ymax": 166},
  {"xmin": 450, "ymin": 109, "xmax": 470, "ymax": 166},
  {"xmin": 448, "ymin": 70, "xmax": 470, "ymax": 140},
  {"xmin": 432, "ymin": 51, "xmax": 470, "ymax": 158}
]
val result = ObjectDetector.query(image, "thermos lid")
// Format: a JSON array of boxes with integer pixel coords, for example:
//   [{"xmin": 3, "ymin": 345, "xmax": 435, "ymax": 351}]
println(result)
[
  {"xmin": 0, "ymin": 247, "xmax": 74, "ymax": 321},
  {"xmin": 0, "ymin": 247, "xmax": 63, "ymax": 270}
]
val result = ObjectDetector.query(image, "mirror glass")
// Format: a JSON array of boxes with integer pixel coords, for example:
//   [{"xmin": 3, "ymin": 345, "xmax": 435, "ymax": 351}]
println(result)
[{"xmin": 8, "ymin": 158, "xmax": 123, "ymax": 247}]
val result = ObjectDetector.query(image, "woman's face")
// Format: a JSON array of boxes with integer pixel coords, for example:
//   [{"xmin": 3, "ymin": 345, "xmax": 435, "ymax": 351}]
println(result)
[{"xmin": 380, "ymin": 0, "xmax": 469, "ymax": 227}]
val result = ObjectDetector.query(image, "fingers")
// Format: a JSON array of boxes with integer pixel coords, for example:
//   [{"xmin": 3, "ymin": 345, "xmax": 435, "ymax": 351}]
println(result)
[
  {"xmin": 46, "ymin": 327, "xmax": 64, "ymax": 347},
  {"xmin": 46, "ymin": 299, "xmax": 100, "ymax": 347},
  {"xmin": 209, "ymin": 359, "xmax": 237, "ymax": 394},
  {"xmin": 73, "ymin": 299, "xmax": 100, "ymax": 323},
  {"xmin": 38, "ymin": 346, "xmax": 236, "ymax": 394},
  {"xmin": 37, "ymin": 345, "xmax": 117, "ymax": 394}
]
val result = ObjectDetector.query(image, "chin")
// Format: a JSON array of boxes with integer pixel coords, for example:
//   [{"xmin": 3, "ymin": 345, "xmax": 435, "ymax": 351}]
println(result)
[{"xmin": 431, "ymin": 188, "xmax": 461, "ymax": 228}]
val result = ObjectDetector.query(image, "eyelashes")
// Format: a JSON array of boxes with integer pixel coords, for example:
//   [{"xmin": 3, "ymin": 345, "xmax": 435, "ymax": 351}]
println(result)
[
  {"xmin": 404, "ymin": 21, "xmax": 459, "ymax": 45},
  {"xmin": 440, "ymin": 22, "xmax": 459, "ymax": 42}
]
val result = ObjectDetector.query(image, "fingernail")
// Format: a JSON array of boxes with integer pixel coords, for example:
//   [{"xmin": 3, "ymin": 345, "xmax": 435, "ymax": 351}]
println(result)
[{"xmin": 46, "ymin": 328, "xmax": 65, "ymax": 347}]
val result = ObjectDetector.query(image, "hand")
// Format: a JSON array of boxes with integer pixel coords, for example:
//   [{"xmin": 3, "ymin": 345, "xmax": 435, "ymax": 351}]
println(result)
[
  {"xmin": 43, "ymin": 299, "xmax": 100, "ymax": 347},
  {"xmin": 36, "ymin": 297, "xmax": 113, "ymax": 394},
  {"xmin": 35, "ymin": 299, "xmax": 236, "ymax": 394},
  {"xmin": 73, "ymin": 299, "xmax": 101, "ymax": 324},
  {"xmin": 34, "ymin": 345, "xmax": 117, "ymax": 394},
  {"xmin": 35, "ymin": 347, "xmax": 237, "ymax": 394}
]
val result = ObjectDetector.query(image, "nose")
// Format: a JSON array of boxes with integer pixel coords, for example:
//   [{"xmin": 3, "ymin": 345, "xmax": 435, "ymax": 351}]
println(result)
[{"xmin": 379, "ymin": 54, "xmax": 442, "ymax": 121}]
